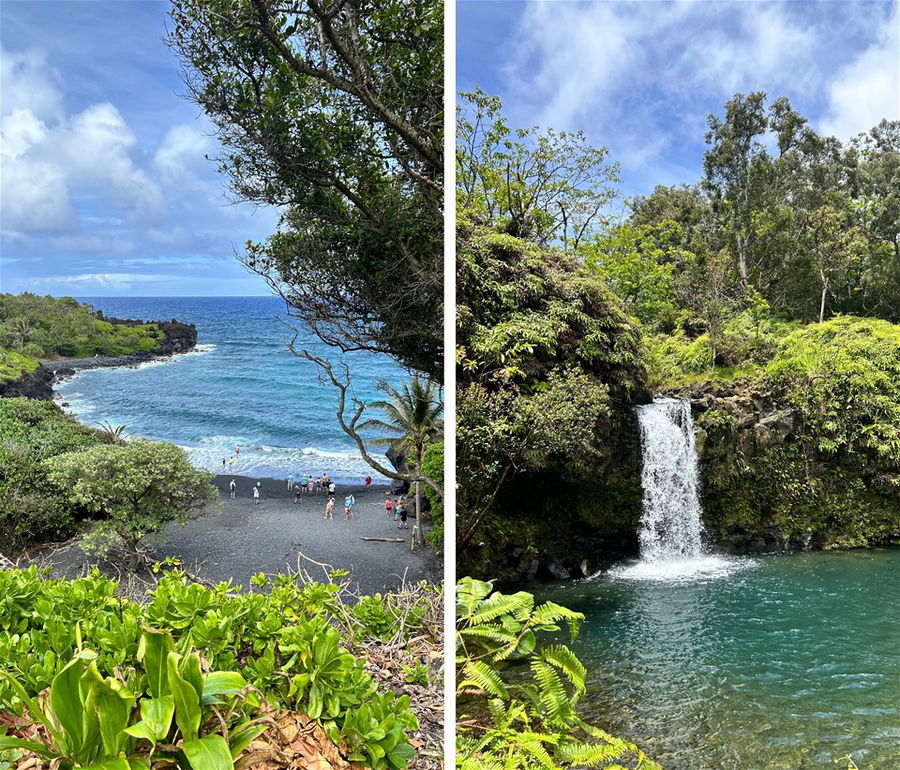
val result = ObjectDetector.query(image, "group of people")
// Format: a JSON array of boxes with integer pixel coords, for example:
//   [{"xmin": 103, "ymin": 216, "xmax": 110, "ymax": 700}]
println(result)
[
  {"xmin": 226, "ymin": 473, "xmax": 398, "ymax": 524},
  {"xmin": 289, "ymin": 473, "xmax": 338, "ymax": 501},
  {"xmin": 384, "ymin": 495, "xmax": 409, "ymax": 529}
]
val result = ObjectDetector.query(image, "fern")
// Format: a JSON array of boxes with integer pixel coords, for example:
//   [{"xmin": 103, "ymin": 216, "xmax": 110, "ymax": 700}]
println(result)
[{"xmin": 456, "ymin": 579, "xmax": 660, "ymax": 770}]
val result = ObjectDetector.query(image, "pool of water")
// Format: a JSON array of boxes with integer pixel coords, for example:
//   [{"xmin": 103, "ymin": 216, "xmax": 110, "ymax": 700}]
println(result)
[{"xmin": 536, "ymin": 549, "xmax": 900, "ymax": 770}]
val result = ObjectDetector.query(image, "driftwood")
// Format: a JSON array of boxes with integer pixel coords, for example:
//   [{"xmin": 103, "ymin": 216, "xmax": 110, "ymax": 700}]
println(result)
[{"xmin": 359, "ymin": 536, "xmax": 405, "ymax": 543}]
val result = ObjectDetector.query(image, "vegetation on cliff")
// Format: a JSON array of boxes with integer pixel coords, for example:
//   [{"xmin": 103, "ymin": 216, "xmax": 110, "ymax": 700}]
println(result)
[
  {"xmin": 0, "ymin": 294, "xmax": 170, "ymax": 383},
  {"xmin": 457, "ymin": 90, "xmax": 899, "ymax": 576},
  {"xmin": 695, "ymin": 316, "xmax": 900, "ymax": 549},
  {"xmin": 456, "ymin": 211, "xmax": 646, "ymax": 576}
]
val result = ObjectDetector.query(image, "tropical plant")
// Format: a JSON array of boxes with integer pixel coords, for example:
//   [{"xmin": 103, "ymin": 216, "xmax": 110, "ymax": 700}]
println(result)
[
  {"xmin": 166, "ymin": 0, "xmax": 443, "ymax": 376},
  {"xmin": 0, "ymin": 566, "xmax": 435, "ymax": 769},
  {"xmin": 0, "ymin": 627, "xmax": 264, "ymax": 769},
  {"xmin": 95, "ymin": 421, "xmax": 133, "ymax": 445},
  {"xmin": 456, "ymin": 578, "xmax": 659, "ymax": 770},
  {"xmin": 44, "ymin": 439, "xmax": 217, "ymax": 565},
  {"xmin": 359, "ymin": 377, "xmax": 443, "ymax": 545}
]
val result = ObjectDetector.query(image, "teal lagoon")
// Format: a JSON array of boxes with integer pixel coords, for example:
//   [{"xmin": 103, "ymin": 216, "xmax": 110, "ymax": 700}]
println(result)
[{"xmin": 536, "ymin": 548, "xmax": 900, "ymax": 770}]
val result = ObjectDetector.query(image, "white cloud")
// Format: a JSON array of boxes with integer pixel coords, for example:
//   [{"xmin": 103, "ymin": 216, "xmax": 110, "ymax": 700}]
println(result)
[
  {"xmin": 821, "ymin": 3, "xmax": 900, "ymax": 139},
  {"xmin": 0, "ymin": 47, "xmax": 63, "ymax": 122},
  {"xmin": 26, "ymin": 272, "xmax": 175, "ymax": 290},
  {"xmin": 1, "ymin": 45, "xmax": 164, "ymax": 234},
  {"xmin": 153, "ymin": 123, "xmax": 213, "ymax": 185}
]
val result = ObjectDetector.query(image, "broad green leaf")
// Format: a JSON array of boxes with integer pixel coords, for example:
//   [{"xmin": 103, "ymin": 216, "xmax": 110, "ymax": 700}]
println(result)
[
  {"xmin": 167, "ymin": 652, "xmax": 201, "ymax": 739},
  {"xmin": 228, "ymin": 722, "xmax": 267, "ymax": 760},
  {"xmin": 91, "ymin": 675, "xmax": 132, "ymax": 756},
  {"xmin": 123, "ymin": 695, "xmax": 174, "ymax": 747},
  {"xmin": 49, "ymin": 653, "xmax": 94, "ymax": 754},
  {"xmin": 182, "ymin": 734, "xmax": 233, "ymax": 769},
  {"xmin": 137, "ymin": 627, "xmax": 174, "ymax": 698},
  {"xmin": 181, "ymin": 651, "xmax": 203, "ymax": 700},
  {"xmin": 0, "ymin": 735, "xmax": 55, "ymax": 757}
]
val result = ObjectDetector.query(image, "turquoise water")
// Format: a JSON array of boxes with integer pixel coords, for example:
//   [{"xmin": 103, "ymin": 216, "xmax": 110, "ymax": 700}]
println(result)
[
  {"xmin": 537, "ymin": 549, "xmax": 900, "ymax": 770},
  {"xmin": 55, "ymin": 297, "xmax": 403, "ymax": 482}
]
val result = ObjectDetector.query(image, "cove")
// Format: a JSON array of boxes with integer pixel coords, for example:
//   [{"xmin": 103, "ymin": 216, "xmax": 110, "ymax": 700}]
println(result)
[{"xmin": 538, "ymin": 548, "xmax": 899, "ymax": 769}]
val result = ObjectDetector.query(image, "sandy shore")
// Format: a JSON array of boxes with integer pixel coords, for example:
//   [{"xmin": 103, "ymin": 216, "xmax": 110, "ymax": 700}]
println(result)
[{"xmin": 149, "ymin": 474, "xmax": 440, "ymax": 593}]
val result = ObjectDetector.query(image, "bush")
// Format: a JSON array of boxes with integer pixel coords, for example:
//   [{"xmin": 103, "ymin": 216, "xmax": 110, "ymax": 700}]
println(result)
[
  {"xmin": 45, "ymin": 439, "xmax": 217, "ymax": 562},
  {"xmin": 0, "ymin": 567, "xmax": 434, "ymax": 769},
  {"xmin": 0, "ymin": 399, "xmax": 104, "ymax": 551}
]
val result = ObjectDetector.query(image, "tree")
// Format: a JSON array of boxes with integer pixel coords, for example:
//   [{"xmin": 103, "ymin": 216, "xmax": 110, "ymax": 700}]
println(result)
[
  {"xmin": 582, "ymin": 219, "xmax": 696, "ymax": 332},
  {"xmin": 167, "ymin": 0, "xmax": 443, "ymax": 376},
  {"xmin": 358, "ymin": 376, "xmax": 442, "ymax": 545},
  {"xmin": 45, "ymin": 439, "xmax": 217, "ymax": 565},
  {"xmin": 703, "ymin": 92, "xmax": 769, "ymax": 287},
  {"xmin": 458, "ymin": 90, "xmax": 619, "ymax": 250}
]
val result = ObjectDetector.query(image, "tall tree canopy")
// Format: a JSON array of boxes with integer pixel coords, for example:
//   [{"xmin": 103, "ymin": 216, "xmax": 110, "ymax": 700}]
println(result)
[{"xmin": 167, "ymin": 0, "xmax": 443, "ymax": 375}]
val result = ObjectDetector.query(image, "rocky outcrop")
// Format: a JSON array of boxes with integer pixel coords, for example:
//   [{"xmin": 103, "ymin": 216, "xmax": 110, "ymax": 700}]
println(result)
[
  {"xmin": 669, "ymin": 380, "xmax": 900, "ymax": 552},
  {"xmin": 1, "ymin": 319, "xmax": 198, "ymax": 402},
  {"xmin": 0, "ymin": 365, "xmax": 54, "ymax": 400}
]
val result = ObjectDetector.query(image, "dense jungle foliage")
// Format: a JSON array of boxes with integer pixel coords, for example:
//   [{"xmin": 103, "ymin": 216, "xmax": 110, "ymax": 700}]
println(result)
[
  {"xmin": 0, "ymin": 399, "xmax": 215, "ymax": 556},
  {"xmin": 0, "ymin": 294, "xmax": 165, "ymax": 382},
  {"xmin": 457, "ymin": 91, "xmax": 900, "ymax": 575},
  {"xmin": 0, "ymin": 566, "xmax": 440, "ymax": 769}
]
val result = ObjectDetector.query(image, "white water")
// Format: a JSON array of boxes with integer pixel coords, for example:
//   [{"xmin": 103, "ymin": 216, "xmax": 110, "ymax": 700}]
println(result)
[{"xmin": 611, "ymin": 398, "xmax": 746, "ymax": 582}]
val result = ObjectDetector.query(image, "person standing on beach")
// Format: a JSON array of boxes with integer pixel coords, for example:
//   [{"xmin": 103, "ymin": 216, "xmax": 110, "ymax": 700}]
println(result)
[
  {"xmin": 287, "ymin": 473, "xmax": 294, "ymax": 490},
  {"xmin": 397, "ymin": 503, "xmax": 408, "ymax": 529},
  {"xmin": 315, "ymin": 476, "xmax": 322, "ymax": 494},
  {"xmin": 385, "ymin": 497, "xmax": 393, "ymax": 517},
  {"xmin": 364, "ymin": 475, "xmax": 372, "ymax": 491},
  {"xmin": 328, "ymin": 480, "xmax": 336, "ymax": 497},
  {"xmin": 253, "ymin": 486, "xmax": 260, "ymax": 504},
  {"xmin": 229, "ymin": 478, "xmax": 236, "ymax": 499},
  {"xmin": 307, "ymin": 475, "xmax": 315, "ymax": 495},
  {"xmin": 324, "ymin": 496, "xmax": 334, "ymax": 519},
  {"xmin": 344, "ymin": 493, "xmax": 355, "ymax": 519}
]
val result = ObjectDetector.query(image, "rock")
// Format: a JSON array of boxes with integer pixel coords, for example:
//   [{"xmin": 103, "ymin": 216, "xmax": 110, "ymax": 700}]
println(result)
[
  {"xmin": 580, "ymin": 559, "xmax": 592, "ymax": 577},
  {"xmin": 546, "ymin": 561, "xmax": 570, "ymax": 580},
  {"xmin": 754, "ymin": 409, "xmax": 794, "ymax": 448}
]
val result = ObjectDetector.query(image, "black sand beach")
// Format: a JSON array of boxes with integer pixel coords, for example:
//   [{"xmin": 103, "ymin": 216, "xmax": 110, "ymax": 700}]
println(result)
[{"xmin": 151, "ymin": 475, "xmax": 440, "ymax": 592}]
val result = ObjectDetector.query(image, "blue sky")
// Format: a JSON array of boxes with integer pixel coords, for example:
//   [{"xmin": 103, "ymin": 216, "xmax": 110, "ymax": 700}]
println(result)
[
  {"xmin": 1, "ymin": 0, "xmax": 279, "ymax": 296},
  {"xmin": 458, "ymin": 0, "xmax": 900, "ymax": 206}
]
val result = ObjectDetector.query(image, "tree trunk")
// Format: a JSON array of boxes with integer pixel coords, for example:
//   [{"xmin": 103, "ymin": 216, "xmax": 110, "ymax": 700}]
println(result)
[
  {"xmin": 415, "ymin": 479, "xmax": 425, "ymax": 548},
  {"xmin": 819, "ymin": 273, "xmax": 829, "ymax": 324}
]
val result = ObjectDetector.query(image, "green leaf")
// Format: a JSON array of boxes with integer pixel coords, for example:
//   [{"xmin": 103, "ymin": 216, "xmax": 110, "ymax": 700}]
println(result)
[
  {"xmin": 168, "ymin": 652, "xmax": 201, "ymax": 739},
  {"xmin": 137, "ymin": 628, "xmax": 174, "ymax": 698},
  {"xmin": 0, "ymin": 736, "xmax": 55, "ymax": 757},
  {"xmin": 201, "ymin": 671, "xmax": 248, "ymax": 704},
  {"xmin": 228, "ymin": 723, "xmax": 267, "ymax": 760},
  {"xmin": 91, "ymin": 675, "xmax": 132, "ymax": 756},
  {"xmin": 123, "ymin": 695, "xmax": 174, "ymax": 746},
  {"xmin": 81, "ymin": 759, "xmax": 131, "ymax": 770},
  {"xmin": 182, "ymin": 735, "xmax": 233, "ymax": 769},
  {"xmin": 49, "ymin": 653, "xmax": 93, "ymax": 754}
]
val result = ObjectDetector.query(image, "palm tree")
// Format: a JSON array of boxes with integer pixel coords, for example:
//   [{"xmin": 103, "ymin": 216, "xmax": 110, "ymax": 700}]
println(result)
[
  {"xmin": 359, "ymin": 377, "xmax": 442, "ymax": 545},
  {"xmin": 95, "ymin": 421, "xmax": 132, "ymax": 444}
]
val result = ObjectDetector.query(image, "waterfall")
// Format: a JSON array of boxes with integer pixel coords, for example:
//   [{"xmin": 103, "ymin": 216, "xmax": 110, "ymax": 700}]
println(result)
[{"xmin": 635, "ymin": 398, "xmax": 707, "ymax": 561}]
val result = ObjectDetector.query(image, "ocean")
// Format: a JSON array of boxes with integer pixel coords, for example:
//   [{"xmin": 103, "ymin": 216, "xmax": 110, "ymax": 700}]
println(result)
[{"xmin": 55, "ymin": 296, "xmax": 405, "ymax": 483}]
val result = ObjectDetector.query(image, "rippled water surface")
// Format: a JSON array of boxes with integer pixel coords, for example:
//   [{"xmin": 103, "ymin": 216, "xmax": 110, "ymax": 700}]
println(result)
[
  {"xmin": 55, "ymin": 297, "xmax": 402, "ymax": 482},
  {"xmin": 538, "ymin": 549, "xmax": 900, "ymax": 770}
]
